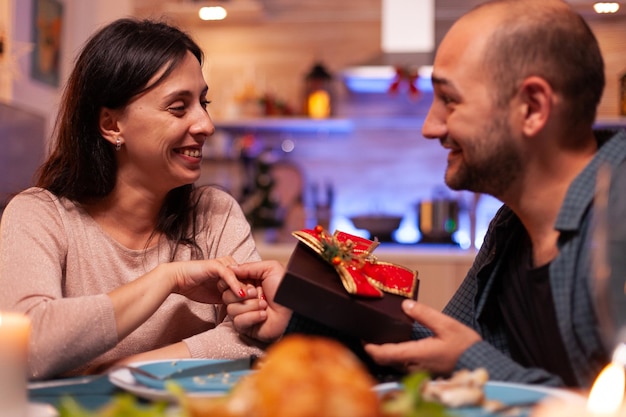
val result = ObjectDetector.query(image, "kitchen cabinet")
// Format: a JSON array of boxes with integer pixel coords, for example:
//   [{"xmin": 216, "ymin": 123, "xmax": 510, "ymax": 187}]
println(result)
[{"xmin": 255, "ymin": 239, "xmax": 476, "ymax": 312}]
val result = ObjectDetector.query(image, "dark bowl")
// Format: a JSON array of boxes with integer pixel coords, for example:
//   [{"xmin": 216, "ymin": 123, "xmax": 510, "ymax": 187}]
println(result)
[{"xmin": 349, "ymin": 215, "xmax": 403, "ymax": 242}]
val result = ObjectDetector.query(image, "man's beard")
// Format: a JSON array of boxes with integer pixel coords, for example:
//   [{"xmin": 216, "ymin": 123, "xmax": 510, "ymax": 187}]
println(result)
[{"xmin": 444, "ymin": 115, "xmax": 522, "ymax": 198}]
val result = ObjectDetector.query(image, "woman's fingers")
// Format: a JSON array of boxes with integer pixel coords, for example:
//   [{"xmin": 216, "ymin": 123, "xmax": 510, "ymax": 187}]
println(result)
[
  {"xmin": 171, "ymin": 257, "xmax": 248, "ymax": 303},
  {"xmin": 222, "ymin": 284, "xmax": 260, "ymax": 304},
  {"xmin": 226, "ymin": 297, "xmax": 268, "ymax": 335},
  {"xmin": 229, "ymin": 260, "xmax": 285, "ymax": 284},
  {"xmin": 256, "ymin": 285, "xmax": 265, "ymax": 301},
  {"xmin": 226, "ymin": 296, "xmax": 267, "ymax": 316},
  {"xmin": 232, "ymin": 310, "xmax": 268, "ymax": 333},
  {"xmin": 210, "ymin": 257, "xmax": 247, "ymax": 298},
  {"xmin": 219, "ymin": 260, "xmax": 289, "ymax": 342}
]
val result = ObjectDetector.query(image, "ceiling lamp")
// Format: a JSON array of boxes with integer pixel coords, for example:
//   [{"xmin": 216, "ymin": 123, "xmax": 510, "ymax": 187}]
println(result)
[
  {"xmin": 593, "ymin": 2, "xmax": 620, "ymax": 13},
  {"xmin": 163, "ymin": 0, "xmax": 264, "ymax": 24},
  {"xmin": 198, "ymin": 6, "xmax": 227, "ymax": 20}
]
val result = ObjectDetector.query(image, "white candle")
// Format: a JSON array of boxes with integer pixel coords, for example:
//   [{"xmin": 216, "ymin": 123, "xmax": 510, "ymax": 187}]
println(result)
[{"xmin": 0, "ymin": 312, "xmax": 31, "ymax": 417}]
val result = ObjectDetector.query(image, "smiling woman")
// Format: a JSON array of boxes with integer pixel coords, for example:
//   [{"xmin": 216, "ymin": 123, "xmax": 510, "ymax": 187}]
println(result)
[
  {"xmin": 0, "ymin": 18, "xmax": 264, "ymax": 380},
  {"xmin": 103, "ymin": 50, "xmax": 213, "ymax": 192}
]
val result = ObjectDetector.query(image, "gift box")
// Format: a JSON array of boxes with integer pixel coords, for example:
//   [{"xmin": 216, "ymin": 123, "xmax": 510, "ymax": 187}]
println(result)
[{"xmin": 274, "ymin": 228, "xmax": 419, "ymax": 344}]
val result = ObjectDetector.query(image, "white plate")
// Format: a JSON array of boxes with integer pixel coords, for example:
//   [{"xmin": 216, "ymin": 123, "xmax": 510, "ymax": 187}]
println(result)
[
  {"xmin": 28, "ymin": 402, "xmax": 59, "ymax": 417},
  {"xmin": 374, "ymin": 380, "xmax": 584, "ymax": 416},
  {"xmin": 108, "ymin": 359, "xmax": 251, "ymax": 402}
]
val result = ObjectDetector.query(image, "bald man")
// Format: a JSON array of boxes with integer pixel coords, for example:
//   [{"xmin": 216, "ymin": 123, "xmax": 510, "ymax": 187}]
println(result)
[{"xmin": 222, "ymin": 0, "xmax": 625, "ymax": 388}]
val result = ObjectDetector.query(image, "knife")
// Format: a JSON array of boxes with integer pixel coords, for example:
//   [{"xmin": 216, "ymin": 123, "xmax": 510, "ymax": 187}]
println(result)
[
  {"xmin": 28, "ymin": 375, "xmax": 103, "ymax": 390},
  {"xmin": 28, "ymin": 356, "xmax": 257, "ymax": 390},
  {"xmin": 134, "ymin": 356, "xmax": 256, "ymax": 381}
]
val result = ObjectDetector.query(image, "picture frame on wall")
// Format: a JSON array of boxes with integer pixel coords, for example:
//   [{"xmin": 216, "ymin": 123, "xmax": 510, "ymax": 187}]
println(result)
[{"xmin": 30, "ymin": 0, "xmax": 63, "ymax": 87}]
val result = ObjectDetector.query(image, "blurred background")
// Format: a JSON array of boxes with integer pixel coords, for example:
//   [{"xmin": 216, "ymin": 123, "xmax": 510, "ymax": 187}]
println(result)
[{"xmin": 1, "ymin": 0, "xmax": 625, "ymax": 250}]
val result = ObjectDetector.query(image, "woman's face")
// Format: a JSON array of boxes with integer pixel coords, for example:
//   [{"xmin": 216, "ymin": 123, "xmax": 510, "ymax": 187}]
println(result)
[{"xmin": 115, "ymin": 51, "xmax": 214, "ymax": 194}]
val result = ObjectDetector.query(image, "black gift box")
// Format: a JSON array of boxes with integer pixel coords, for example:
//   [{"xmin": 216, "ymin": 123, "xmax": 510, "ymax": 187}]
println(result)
[{"xmin": 275, "ymin": 241, "xmax": 419, "ymax": 344}]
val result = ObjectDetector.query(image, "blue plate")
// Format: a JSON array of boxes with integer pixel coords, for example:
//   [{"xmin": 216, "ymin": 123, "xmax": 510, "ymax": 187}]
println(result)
[
  {"xmin": 129, "ymin": 359, "xmax": 253, "ymax": 393},
  {"xmin": 375, "ymin": 380, "xmax": 583, "ymax": 417}
]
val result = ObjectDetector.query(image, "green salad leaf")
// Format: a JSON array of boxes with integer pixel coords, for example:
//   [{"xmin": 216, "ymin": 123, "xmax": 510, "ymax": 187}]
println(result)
[
  {"xmin": 58, "ymin": 394, "xmax": 176, "ymax": 417},
  {"xmin": 381, "ymin": 372, "xmax": 451, "ymax": 417},
  {"xmin": 56, "ymin": 381, "xmax": 194, "ymax": 417}
]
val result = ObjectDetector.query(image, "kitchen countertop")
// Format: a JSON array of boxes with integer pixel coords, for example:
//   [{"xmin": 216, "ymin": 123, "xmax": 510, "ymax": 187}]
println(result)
[{"xmin": 256, "ymin": 240, "xmax": 477, "ymax": 263}]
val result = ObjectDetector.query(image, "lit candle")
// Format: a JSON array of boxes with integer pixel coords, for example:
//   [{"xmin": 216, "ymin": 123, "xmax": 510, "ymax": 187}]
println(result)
[
  {"xmin": 531, "ymin": 360, "xmax": 626, "ymax": 417},
  {"xmin": 587, "ymin": 361, "xmax": 625, "ymax": 414},
  {"xmin": 0, "ymin": 312, "xmax": 31, "ymax": 417},
  {"xmin": 307, "ymin": 90, "xmax": 331, "ymax": 119}
]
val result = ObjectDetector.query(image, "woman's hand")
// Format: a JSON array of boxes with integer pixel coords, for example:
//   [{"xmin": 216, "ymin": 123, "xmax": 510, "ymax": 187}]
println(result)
[
  {"xmin": 219, "ymin": 260, "xmax": 293, "ymax": 343},
  {"xmin": 109, "ymin": 256, "xmax": 247, "ymax": 340},
  {"xmin": 169, "ymin": 256, "xmax": 246, "ymax": 304},
  {"xmin": 364, "ymin": 300, "xmax": 482, "ymax": 375}
]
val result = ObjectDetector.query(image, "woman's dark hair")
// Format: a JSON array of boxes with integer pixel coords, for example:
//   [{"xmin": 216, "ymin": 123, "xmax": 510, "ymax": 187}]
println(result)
[{"xmin": 36, "ymin": 18, "xmax": 205, "ymax": 257}]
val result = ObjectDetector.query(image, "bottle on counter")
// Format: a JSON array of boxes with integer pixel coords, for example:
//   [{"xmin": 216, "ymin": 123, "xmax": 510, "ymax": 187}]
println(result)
[{"xmin": 311, "ymin": 182, "xmax": 334, "ymax": 231}]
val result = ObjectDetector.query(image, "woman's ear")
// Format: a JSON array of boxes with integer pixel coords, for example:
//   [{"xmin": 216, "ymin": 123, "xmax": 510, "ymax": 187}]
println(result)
[
  {"xmin": 99, "ymin": 107, "xmax": 121, "ymax": 147},
  {"xmin": 517, "ymin": 76, "xmax": 553, "ymax": 137}
]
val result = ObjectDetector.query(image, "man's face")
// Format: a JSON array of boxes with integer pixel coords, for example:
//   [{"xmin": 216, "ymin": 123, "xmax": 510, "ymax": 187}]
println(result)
[
  {"xmin": 441, "ymin": 108, "xmax": 522, "ymax": 197},
  {"xmin": 421, "ymin": 12, "xmax": 522, "ymax": 198}
]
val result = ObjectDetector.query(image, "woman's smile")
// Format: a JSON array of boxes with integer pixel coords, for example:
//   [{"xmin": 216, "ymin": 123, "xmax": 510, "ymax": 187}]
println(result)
[{"xmin": 174, "ymin": 146, "xmax": 203, "ymax": 160}]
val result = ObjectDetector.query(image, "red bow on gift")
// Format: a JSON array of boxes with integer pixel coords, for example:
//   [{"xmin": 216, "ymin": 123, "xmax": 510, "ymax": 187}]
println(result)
[{"xmin": 292, "ymin": 226, "xmax": 418, "ymax": 299}]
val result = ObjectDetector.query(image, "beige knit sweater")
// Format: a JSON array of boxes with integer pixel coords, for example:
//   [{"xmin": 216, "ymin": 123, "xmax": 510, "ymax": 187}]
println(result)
[{"xmin": 0, "ymin": 187, "xmax": 263, "ymax": 379}]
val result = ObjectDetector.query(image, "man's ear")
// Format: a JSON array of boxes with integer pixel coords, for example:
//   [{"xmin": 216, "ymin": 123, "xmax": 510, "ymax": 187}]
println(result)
[
  {"xmin": 517, "ymin": 76, "xmax": 553, "ymax": 137},
  {"xmin": 99, "ymin": 107, "xmax": 121, "ymax": 147}
]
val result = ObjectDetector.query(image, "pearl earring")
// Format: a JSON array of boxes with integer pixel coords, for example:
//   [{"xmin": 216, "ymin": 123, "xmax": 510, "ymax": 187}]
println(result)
[{"xmin": 115, "ymin": 137, "xmax": 121, "ymax": 151}]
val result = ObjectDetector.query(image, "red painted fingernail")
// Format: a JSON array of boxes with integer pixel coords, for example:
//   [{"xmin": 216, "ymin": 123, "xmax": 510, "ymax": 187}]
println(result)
[
  {"xmin": 260, "ymin": 294, "xmax": 266, "ymax": 301},
  {"xmin": 238, "ymin": 289, "xmax": 246, "ymax": 298}
]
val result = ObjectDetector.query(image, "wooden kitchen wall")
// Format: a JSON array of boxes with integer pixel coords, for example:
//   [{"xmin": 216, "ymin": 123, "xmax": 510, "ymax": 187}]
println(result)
[
  {"xmin": 141, "ymin": 1, "xmax": 383, "ymax": 119},
  {"xmin": 593, "ymin": 17, "xmax": 626, "ymax": 117},
  {"xmin": 135, "ymin": 0, "xmax": 626, "ymax": 118}
]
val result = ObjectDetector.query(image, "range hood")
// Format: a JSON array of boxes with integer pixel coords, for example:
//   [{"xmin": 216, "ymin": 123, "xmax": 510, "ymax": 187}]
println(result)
[{"xmin": 342, "ymin": 0, "xmax": 434, "ymax": 93}]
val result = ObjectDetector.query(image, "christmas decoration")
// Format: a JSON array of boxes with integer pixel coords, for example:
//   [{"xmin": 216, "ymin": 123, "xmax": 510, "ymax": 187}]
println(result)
[{"xmin": 388, "ymin": 66, "xmax": 420, "ymax": 99}]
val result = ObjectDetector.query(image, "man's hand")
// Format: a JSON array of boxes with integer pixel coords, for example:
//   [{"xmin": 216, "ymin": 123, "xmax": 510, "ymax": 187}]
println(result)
[
  {"xmin": 219, "ymin": 260, "xmax": 292, "ymax": 343},
  {"xmin": 364, "ymin": 300, "xmax": 482, "ymax": 375}
]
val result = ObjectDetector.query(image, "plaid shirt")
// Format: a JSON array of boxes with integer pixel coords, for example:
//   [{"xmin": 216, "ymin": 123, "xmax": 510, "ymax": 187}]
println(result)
[{"xmin": 413, "ymin": 129, "xmax": 626, "ymax": 388}]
